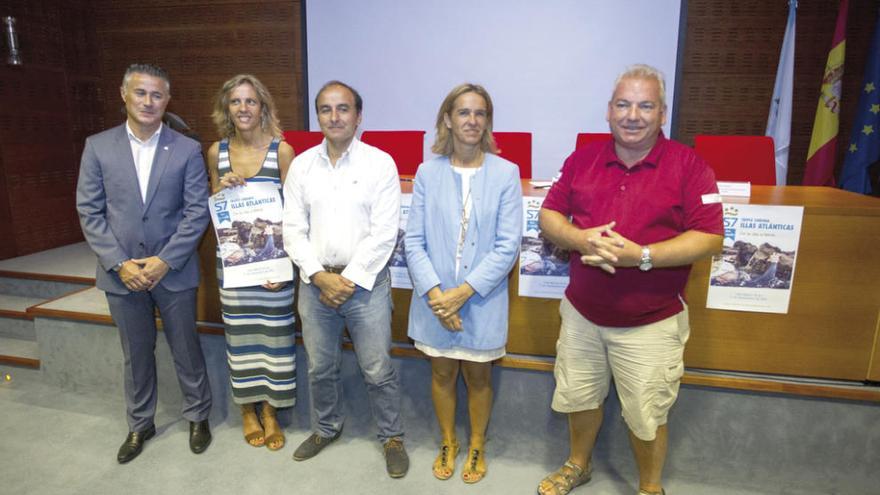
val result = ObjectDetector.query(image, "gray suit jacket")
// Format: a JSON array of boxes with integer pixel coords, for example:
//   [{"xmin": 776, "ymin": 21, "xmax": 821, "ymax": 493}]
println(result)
[{"xmin": 76, "ymin": 123, "xmax": 210, "ymax": 295}]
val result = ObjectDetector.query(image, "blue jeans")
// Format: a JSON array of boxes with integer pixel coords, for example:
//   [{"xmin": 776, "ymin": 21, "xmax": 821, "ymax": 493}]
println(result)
[{"xmin": 298, "ymin": 269, "xmax": 403, "ymax": 442}]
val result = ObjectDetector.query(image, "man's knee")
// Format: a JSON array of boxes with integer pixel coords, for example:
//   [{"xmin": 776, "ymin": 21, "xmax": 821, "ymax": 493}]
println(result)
[{"xmin": 359, "ymin": 354, "xmax": 396, "ymax": 387}]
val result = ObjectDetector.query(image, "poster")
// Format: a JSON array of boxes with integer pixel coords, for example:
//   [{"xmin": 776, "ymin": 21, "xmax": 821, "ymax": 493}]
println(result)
[
  {"xmin": 706, "ymin": 204, "xmax": 804, "ymax": 314},
  {"xmin": 209, "ymin": 182, "xmax": 293, "ymax": 289},
  {"xmin": 518, "ymin": 196, "xmax": 570, "ymax": 299},
  {"xmin": 390, "ymin": 193, "xmax": 412, "ymax": 289}
]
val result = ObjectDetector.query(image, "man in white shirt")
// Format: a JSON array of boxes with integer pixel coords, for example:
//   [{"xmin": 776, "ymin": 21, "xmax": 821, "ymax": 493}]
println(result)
[
  {"xmin": 283, "ymin": 81, "xmax": 407, "ymax": 478},
  {"xmin": 76, "ymin": 64, "xmax": 212, "ymax": 463}
]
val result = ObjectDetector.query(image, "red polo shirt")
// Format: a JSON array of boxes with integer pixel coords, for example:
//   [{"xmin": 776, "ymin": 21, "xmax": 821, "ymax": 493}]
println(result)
[{"xmin": 542, "ymin": 133, "xmax": 722, "ymax": 327}]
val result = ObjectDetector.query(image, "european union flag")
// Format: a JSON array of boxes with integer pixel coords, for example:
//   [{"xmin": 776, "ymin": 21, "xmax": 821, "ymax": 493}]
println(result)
[{"xmin": 839, "ymin": 15, "xmax": 880, "ymax": 194}]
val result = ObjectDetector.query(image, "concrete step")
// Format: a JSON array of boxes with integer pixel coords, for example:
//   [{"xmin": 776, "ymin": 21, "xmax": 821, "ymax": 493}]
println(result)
[
  {"xmin": 0, "ymin": 274, "xmax": 92, "ymax": 300},
  {"xmin": 0, "ymin": 293, "xmax": 42, "ymax": 341},
  {"xmin": 0, "ymin": 336, "xmax": 39, "ymax": 369}
]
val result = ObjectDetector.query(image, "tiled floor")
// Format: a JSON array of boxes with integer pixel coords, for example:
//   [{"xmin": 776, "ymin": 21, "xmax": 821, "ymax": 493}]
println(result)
[{"xmin": 0, "ymin": 378, "xmax": 785, "ymax": 495}]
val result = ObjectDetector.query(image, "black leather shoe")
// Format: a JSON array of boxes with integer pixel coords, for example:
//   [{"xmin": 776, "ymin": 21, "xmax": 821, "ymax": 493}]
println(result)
[
  {"xmin": 189, "ymin": 419, "xmax": 212, "ymax": 454},
  {"xmin": 117, "ymin": 424, "xmax": 156, "ymax": 464}
]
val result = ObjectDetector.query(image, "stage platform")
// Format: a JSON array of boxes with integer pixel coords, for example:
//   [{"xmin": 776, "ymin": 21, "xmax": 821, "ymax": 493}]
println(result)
[{"xmin": 1, "ymin": 242, "xmax": 879, "ymax": 494}]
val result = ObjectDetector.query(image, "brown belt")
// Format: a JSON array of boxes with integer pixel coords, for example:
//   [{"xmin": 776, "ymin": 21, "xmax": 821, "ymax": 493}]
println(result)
[{"xmin": 323, "ymin": 265, "xmax": 346, "ymax": 274}]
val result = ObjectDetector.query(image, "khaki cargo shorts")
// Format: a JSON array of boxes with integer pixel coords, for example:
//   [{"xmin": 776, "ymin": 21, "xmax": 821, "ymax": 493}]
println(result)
[{"xmin": 551, "ymin": 296, "xmax": 689, "ymax": 441}]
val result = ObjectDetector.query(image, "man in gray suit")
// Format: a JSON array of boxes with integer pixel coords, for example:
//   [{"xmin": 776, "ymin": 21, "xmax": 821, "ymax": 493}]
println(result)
[{"xmin": 76, "ymin": 63, "xmax": 213, "ymax": 463}]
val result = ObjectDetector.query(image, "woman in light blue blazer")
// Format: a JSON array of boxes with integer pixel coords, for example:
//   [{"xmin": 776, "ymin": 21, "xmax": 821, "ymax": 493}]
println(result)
[{"xmin": 405, "ymin": 83, "xmax": 522, "ymax": 483}]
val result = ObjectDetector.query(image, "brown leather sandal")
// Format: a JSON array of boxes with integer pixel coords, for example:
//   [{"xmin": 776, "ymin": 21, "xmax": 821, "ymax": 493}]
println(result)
[
  {"xmin": 537, "ymin": 461, "xmax": 592, "ymax": 495},
  {"xmin": 241, "ymin": 404, "xmax": 265, "ymax": 447},
  {"xmin": 261, "ymin": 403, "xmax": 285, "ymax": 451},
  {"xmin": 432, "ymin": 440, "xmax": 460, "ymax": 480}
]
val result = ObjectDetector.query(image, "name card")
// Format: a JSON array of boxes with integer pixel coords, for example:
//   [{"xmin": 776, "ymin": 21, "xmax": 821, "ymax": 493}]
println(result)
[{"xmin": 717, "ymin": 181, "xmax": 751, "ymax": 198}]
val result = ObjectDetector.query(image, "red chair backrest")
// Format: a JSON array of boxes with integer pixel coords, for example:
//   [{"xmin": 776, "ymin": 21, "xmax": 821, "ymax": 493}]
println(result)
[
  {"xmin": 694, "ymin": 135, "xmax": 777, "ymax": 185},
  {"xmin": 492, "ymin": 132, "xmax": 532, "ymax": 179},
  {"xmin": 282, "ymin": 130, "xmax": 324, "ymax": 154},
  {"xmin": 575, "ymin": 132, "xmax": 613, "ymax": 150},
  {"xmin": 360, "ymin": 130, "xmax": 426, "ymax": 176}
]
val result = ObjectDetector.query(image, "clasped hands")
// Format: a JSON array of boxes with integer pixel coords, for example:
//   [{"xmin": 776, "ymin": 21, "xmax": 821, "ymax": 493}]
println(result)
[
  {"xmin": 118, "ymin": 256, "xmax": 169, "ymax": 291},
  {"xmin": 577, "ymin": 221, "xmax": 641, "ymax": 274},
  {"xmin": 428, "ymin": 284, "xmax": 475, "ymax": 332},
  {"xmin": 313, "ymin": 271, "xmax": 355, "ymax": 309}
]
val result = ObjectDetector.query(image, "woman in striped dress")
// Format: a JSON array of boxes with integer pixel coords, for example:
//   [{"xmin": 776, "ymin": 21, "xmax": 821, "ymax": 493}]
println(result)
[{"xmin": 207, "ymin": 74, "xmax": 296, "ymax": 451}]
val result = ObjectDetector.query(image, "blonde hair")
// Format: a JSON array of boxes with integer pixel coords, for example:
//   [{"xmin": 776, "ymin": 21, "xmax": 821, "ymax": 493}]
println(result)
[
  {"xmin": 612, "ymin": 64, "xmax": 667, "ymax": 109},
  {"xmin": 431, "ymin": 83, "xmax": 498, "ymax": 156},
  {"xmin": 212, "ymin": 74, "xmax": 282, "ymax": 139}
]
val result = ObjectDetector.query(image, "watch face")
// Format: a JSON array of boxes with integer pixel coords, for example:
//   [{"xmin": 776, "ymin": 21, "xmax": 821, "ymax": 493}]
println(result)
[{"xmin": 639, "ymin": 247, "xmax": 652, "ymax": 271}]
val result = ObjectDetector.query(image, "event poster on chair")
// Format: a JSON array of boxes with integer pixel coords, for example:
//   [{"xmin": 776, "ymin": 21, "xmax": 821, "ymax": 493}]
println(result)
[
  {"xmin": 518, "ymin": 196, "xmax": 570, "ymax": 299},
  {"xmin": 390, "ymin": 193, "xmax": 413, "ymax": 289},
  {"xmin": 209, "ymin": 183, "xmax": 293, "ymax": 289},
  {"xmin": 706, "ymin": 203, "xmax": 804, "ymax": 314}
]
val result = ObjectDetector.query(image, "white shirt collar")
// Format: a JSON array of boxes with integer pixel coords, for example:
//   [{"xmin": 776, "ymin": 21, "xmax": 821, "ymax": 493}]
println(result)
[
  {"xmin": 126, "ymin": 121, "xmax": 163, "ymax": 145},
  {"xmin": 318, "ymin": 136, "xmax": 358, "ymax": 164}
]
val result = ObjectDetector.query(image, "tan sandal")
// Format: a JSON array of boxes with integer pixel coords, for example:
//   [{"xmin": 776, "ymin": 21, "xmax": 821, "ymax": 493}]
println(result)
[
  {"xmin": 432, "ymin": 441, "xmax": 459, "ymax": 480},
  {"xmin": 241, "ymin": 404, "xmax": 265, "ymax": 447},
  {"xmin": 461, "ymin": 447, "xmax": 487, "ymax": 484},
  {"xmin": 537, "ymin": 461, "xmax": 592, "ymax": 495},
  {"xmin": 261, "ymin": 404, "xmax": 285, "ymax": 451}
]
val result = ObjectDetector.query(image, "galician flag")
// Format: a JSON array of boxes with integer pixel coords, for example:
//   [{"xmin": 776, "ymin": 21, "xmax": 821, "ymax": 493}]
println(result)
[
  {"xmin": 766, "ymin": 0, "xmax": 797, "ymax": 186},
  {"xmin": 803, "ymin": 0, "xmax": 849, "ymax": 186},
  {"xmin": 839, "ymin": 13, "xmax": 880, "ymax": 194}
]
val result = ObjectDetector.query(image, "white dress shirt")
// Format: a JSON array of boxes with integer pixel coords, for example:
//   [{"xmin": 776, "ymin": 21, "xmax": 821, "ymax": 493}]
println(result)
[
  {"xmin": 125, "ymin": 122, "xmax": 162, "ymax": 202},
  {"xmin": 282, "ymin": 137, "xmax": 400, "ymax": 291}
]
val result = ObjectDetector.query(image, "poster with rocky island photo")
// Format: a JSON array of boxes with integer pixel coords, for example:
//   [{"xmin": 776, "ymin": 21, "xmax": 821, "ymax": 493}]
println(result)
[
  {"xmin": 390, "ymin": 193, "xmax": 413, "ymax": 289},
  {"xmin": 518, "ymin": 196, "xmax": 570, "ymax": 299},
  {"xmin": 209, "ymin": 182, "xmax": 293, "ymax": 289},
  {"xmin": 706, "ymin": 203, "xmax": 804, "ymax": 314}
]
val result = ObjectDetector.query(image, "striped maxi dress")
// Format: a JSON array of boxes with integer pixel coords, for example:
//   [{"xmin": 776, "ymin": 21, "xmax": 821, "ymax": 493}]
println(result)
[{"xmin": 216, "ymin": 137, "xmax": 296, "ymax": 408}]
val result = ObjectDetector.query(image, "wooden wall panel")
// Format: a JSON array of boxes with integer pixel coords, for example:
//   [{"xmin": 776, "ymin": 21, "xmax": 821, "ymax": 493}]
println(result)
[
  {"xmin": 92, "ymin": 0, "xmax": 305, "ymax": 146},
  {"xmin": 0, "ymin": 0, "xmax": 98, "ymax": 258},
  {"xmin": 676, "ymin": 0, "xmax": 878, "ymax": 188}
]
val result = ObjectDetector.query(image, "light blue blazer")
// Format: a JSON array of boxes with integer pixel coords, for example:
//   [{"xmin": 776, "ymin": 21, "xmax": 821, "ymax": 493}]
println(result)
[
  {"xmin": 76, "ymin": 124, "xmax": 210, "ymax": 295},
  {"xmin": 405, "ymin": 154, "xmax": 522, "ymax": 350}
]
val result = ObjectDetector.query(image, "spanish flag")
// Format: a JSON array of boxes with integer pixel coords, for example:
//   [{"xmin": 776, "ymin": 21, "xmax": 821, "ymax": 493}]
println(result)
[{"xmin": 803, "ymin": 0, "xmax": 849, "ymax": 186}]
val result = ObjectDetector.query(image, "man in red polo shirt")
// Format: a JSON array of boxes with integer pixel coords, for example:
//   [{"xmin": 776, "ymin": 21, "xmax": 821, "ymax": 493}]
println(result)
[{"xmin": 536, "ymin": 65, "xmax": 723, "ymax": 495}]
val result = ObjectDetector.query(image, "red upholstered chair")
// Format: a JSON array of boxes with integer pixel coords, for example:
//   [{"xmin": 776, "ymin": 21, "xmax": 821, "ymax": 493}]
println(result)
[
  {"xmin": 360, "ymin": 130, "xmax": 426, "ymax": 176},
  {"xmin": 575, "ymin": 132, "xmax": 613, "ymax": 150},
  {"xmin": 282, "ymin": 130, "xmax": 324, "ymax": 154},
  {"xmin": 492, "ymin": 131, "xmax": 532, "ymax": 179},
  {"xmin": 694, "ymin": 135, "xmax": 777, "ymax": 185}
]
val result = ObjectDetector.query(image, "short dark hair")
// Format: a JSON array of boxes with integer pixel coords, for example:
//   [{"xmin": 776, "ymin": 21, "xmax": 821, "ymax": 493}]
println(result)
[
  {"xmin": 315, "ymin": 80, "xmax": 363, "ymax": 115},
  {"xmin": 122, "ymin": 63, "xmax": 171, "ymax": 93}
]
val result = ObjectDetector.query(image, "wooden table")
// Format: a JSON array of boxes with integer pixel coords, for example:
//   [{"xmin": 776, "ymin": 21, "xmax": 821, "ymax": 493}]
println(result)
[
  {"xmin": 393, "ymin": 182, "xmax": 880, "ymax": 381},
  {"xmin": 198, "ymin": 181, "xmax": 880, "ymax": 382}
]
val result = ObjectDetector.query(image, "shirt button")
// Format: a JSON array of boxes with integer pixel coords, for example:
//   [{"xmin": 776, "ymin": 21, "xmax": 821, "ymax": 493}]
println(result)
[{"xmin": 620, "ymin": 185, "xmax": 626, "ymax": 191}]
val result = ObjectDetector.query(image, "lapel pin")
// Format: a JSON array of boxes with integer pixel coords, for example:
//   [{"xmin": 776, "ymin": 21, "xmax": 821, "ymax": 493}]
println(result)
[{"xmin": 163, "ymin": 146, "xmax": 169, "ymax": 150}]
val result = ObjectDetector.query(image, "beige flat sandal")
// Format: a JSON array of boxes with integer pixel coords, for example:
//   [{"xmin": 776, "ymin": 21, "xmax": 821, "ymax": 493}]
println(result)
[{"xmin": 536, "ymin": 461, "xmax": 592, "ymax": 495}]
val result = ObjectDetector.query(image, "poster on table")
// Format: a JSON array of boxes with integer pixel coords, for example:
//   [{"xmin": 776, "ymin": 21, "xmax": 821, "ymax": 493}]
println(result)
[
  {"xmin": 518, "ymin": 196, "xmax": 570, "ymax": 299},
  {"xmin": 390, "ymin": 193, "xmax": 413, "ymax": 289},
  {"xmin": 706, "ymin": 203, "xmax": 804, "ymax": 314},
  {"xmin": 209, "ymin": 182, "xmax": 293, "ymax": 289}
]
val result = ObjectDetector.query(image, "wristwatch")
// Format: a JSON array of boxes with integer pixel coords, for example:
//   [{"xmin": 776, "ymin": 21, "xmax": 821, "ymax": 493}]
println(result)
[
  {"xmin": 638, "ymin": 246, "xmax": 653, "ymax": 271},
  {"xmin": 112, "ymin": 261, "xmax": 125, "ymax": 272}
]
